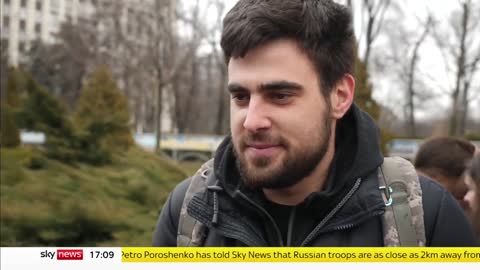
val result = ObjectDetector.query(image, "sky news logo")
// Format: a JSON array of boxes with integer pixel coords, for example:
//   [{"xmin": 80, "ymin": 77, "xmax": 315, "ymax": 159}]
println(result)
[
  {"xmin": 40, "ymin": 249, "xmax": 83, "ymax": 260},
  {"xmin": 57, "ymin": 249, "xmax": 83, "ymax": 260}
]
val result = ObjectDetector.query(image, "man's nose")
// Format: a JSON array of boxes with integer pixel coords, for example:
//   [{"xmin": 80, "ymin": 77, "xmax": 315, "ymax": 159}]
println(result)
[{"xmin": 243, "ymin": 97, "xmax": 271, "ymax": 132}]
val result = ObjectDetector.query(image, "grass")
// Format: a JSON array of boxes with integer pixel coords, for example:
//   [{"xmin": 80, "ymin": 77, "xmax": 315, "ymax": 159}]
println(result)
[{"xmin": 0, "ymin": 145, "xmax": 189, "ymax": 247}]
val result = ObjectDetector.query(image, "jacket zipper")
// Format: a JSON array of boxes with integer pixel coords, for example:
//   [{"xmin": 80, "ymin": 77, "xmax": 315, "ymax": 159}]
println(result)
[
  {"xmin": 330, "ymin": 210, "xmax": 384, "ymax": 232},
  {"xmin": 287, "ymin": 207, "xmax": 296, "ymax": 246},
  {"xmin": 235, "ymin": 191, "xmax": 285, "ymax": 246},
  {"xmin": 300, "ymin": 178, "xmax": 362, "ymax": 246}
]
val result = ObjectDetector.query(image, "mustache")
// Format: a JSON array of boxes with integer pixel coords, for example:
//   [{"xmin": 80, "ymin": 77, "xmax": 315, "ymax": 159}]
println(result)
[{"xmin": 239, "ymin": 131, "xmax": 286, "ymax": 148}]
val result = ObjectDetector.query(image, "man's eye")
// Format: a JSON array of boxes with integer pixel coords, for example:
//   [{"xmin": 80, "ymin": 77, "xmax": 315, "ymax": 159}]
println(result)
[
  {"xmin": 273, "ymin": 94, "xmax": 288, "ymax": 99},
  {"xmin": 270, "ymin": 93, "xmax": 292, "ymax": 103},
  {"xmin": 232, "ymin": 94, "xmax": 249, "ymax": 101},
  {"xmin": 231, "ymin": 94, "xmax": 250, "ymax": 105}
]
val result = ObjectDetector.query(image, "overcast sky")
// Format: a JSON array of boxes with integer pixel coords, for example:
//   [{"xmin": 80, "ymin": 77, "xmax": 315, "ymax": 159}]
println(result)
[{"xmin": 367, "ymin": 0, "xmax": 479, "ymax": 121}]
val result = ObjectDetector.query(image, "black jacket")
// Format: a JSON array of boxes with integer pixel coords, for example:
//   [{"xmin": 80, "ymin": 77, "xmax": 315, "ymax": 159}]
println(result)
[{"xmin": 153, "ymin": 105, "xmax": 478, "ymax": 246}]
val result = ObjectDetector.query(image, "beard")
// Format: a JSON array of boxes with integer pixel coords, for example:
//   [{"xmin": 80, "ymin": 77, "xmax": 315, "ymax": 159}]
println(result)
[{"xmin": 233, "ymin": 110, "xmax": 332, "ymax": 190}]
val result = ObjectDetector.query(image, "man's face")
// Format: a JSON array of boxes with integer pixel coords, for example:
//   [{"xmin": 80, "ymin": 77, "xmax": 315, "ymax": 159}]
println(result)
[
  {"xmin": 228, "ymin": 39, "xmax": 332, "ymax": 189},
  {"xmin": 464, "ymin": 175, "xmax": 480, "ymax": 231}
]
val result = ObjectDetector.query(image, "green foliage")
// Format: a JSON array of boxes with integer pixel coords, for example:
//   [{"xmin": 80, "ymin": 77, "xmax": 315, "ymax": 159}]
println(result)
[
  {"xmin": 0, "ymin": 148, "xmax": 29, "ymax": 186},
  {"xmin": 0, "ymin": 67, "xmax": 27, "ymax": 148},
  {"xmin": 3, "ymin": 67, "xmax": 26, "ymax": 108},
  {"xmin": 380, "ymin": 129, "xmax": 397, "ymax": 155},
  {"xmin": 12, "ymin": 74, "xmax": 90, "ymax": 164},
  {"xmin": 354, "ymin": 57, "xmax": 380, "ymax": 121},
  {"xmin": 9, "ymin": 67, "xmax": 133, "ymax": 166},
  {"xmin": 74, "ymin": 66, "xmax": 133, "ymax": 151},
  {"xmin": 44, "ymin": 133, "xmax": 80, "ymax": 164},
  {"xmin": 44, "ymin": 130, "xmax": 113, "ymax": 166},
  {"xmin": 22, "ymin": 151, "xmax": 47, "ymax": 170},
  {"xmin": 0, "ymin": 146, "xmax": 188, "ymax": 246},
  {"xmin": 20, "ymin": 75, "xmax": 71, "ymax": 136},
  {"xmin": 0, "ymin": 40, "xmax": 8, "ymax": 98},
  {"xmin": 0, "ymin": 105, "xmax": 21, "ymax": 147},
  {"xmin": 466, "ymin": 133, "xmax": 480, "ymax": 141}
]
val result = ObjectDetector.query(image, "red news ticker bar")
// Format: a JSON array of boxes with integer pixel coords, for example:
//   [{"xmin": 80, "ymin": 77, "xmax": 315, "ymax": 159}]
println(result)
[{"xmin": 57, "ymin": 249, "xmax": 84, "ymax": 260}]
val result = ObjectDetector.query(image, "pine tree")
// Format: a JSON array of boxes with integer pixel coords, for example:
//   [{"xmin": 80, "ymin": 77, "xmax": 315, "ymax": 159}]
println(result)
[
  {"xmin": 354, "ymin": 57, "xmax": 380, "ymax": 121},
  {"xmin": 354, "ymin": 56, "xmax": 394, "ymax": 154},
  {"xmin": 11, "ymin": 72, "xmax": 79, "ymax": 161},
  {"xmin": 74, "ymin": 65, "xmax": 133, "ymax": 151},
  {"xmin": 3, "ymin": 67, "xmax": 25, "ymax": 107},
  {"xmin": 0, "ymin": 105, "xmax": 21, "ymax": 147},
  {"xmin": 21, "ymin": 74, "xmax": 71, "ymax": 137},
  {"xmin": 0, "ymin": 68, "xmax": 25, "ymax": 148}
]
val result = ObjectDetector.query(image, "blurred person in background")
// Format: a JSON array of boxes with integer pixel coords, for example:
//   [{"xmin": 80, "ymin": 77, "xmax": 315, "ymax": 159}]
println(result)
[
  {"xmin": 414, "ymin": 137, "xmax": 476, "ymax": 210},
  {"xmin": 465, "ymin": 154, "xmax": 480, "ymax": 239}
]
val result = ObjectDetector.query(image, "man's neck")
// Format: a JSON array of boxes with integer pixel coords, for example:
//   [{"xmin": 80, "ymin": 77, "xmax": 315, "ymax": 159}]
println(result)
[{"xmin": 262, "ymin": 137, "xmax": 336, "ymax": 206}]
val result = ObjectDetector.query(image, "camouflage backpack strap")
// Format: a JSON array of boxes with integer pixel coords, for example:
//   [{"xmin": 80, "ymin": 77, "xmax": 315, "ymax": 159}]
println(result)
[
  {"xmin": 378, "ymin": 156, "xmax": 426, "ymax": 246},
  {"xmin": 177, "ymin": 159, "xmax": 214, "ymax": 246}
]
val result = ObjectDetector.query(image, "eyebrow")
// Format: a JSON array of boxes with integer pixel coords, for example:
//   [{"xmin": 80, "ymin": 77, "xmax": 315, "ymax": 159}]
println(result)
[
  {"xmin": 227, "ymin": 80, "xmax": 303, "ymax": 94},
  {"xmin": 227, "ymin": 83, "xmax": 247, "ymax": 94},
  {"xmin": 259, "ymin": 80, "xmax": 303, "ymax": 92}
]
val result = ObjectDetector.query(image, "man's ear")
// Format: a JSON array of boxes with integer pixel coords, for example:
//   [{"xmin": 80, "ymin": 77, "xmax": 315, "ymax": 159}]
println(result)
[{"xmin": 330, "ymin": 74, "xmax": 355, "ymax": 120}]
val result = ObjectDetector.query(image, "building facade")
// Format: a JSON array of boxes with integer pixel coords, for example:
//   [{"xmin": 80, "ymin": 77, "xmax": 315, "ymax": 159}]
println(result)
[
  {"xmin": 1, "ymin": 0, "xmax": 177, "ymax": 133},
  {"xmin": 1, "ymin": 0, "xmax": 97, "ymax": 66}
]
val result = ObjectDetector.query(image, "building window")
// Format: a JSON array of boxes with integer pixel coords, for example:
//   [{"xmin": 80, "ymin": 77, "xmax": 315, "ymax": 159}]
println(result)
[
  {"xmin": 2, "ymin": 3, "xmax": 9, "ymax": 15},
  {"xmin": 19, "ymin": 41, "xmax": 25, "ymax": 52},
  {"xmin": 50, "ymin": 0, "xmax": 59, "ymax": 13},
  {"xmin": 35, "ymin": 23, "xmax": 41, "ymax": 34},
  {"xmin": 36, "ymin": 0, "xmax": 42, "ymax": 11},
  {"xmin": 127, "ymin": 22, "xmax": 133, "ymax": 34},
  {"xmin": 19, "ymin": 19, "xmax": 26, "ymax": 32},
  {"xmin": 3, "ymin": 16, "xmax": 9, "ymax": 28},
  {"xmin": 1, "ymin": 39, "xmax": 8, "ymax": 51},
  {"xmin": 65, "ymin": 0, "xmax": 71, "ymax": 12},
  {"xmin": 20, "ymin": 0, "xmax": 27, "ymax": 8}
]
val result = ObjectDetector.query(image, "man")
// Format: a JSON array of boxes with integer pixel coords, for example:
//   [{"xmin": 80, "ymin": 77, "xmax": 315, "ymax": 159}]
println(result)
[
  {"xmin": 464, "ymin": 154, "xmax": 480, "ymax": 238},
  {"xmin": 414, "ymin": 137, "xmax": 476, "ymax": 210},
  {"xmin": 153, "ymin": 0, "xmax": 476, "ymax": 246}
]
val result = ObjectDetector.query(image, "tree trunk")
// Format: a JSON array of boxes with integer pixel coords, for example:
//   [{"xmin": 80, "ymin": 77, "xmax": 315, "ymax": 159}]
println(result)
[
  {"xmin": 406, "ymin": 20, "xmax": 430, "ymax": 137},
  {"xmin": 458, "ymin": 74, "xmax": 471, "ymax": 136},
  {"xmin": 449, "ymin": 1, "xmax": 469, "ymax": 136},
  {"xmin": 155, "ymin": 79, "xmax": 164, "ymax": 153},
  {"xmin": 364, "ymin": 17, "xmax": 374, "ymax": 70}
]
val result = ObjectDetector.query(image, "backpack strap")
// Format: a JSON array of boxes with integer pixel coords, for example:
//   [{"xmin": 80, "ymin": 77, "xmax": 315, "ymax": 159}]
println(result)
[
  {"xmin": 177, "ymin": 159, "xmax": 214, "ymax": 246},
  {"xmin": 378, "ymin": 156, "xmax": 426, "ymax": 246}
]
